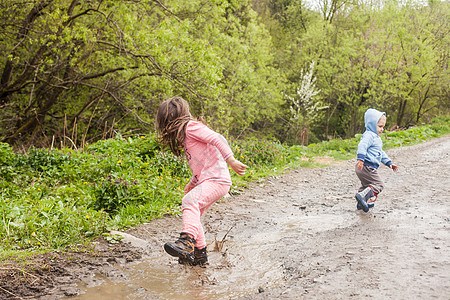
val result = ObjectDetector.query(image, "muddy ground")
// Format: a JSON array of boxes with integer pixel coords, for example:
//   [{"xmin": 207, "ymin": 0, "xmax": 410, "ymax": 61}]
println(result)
[{"xmin": 1, "ymin": 135, "xmax": 449, "ymax": 299}]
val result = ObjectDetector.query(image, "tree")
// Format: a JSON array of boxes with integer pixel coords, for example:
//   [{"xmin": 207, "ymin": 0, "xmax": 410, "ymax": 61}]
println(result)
[
  {"xmin": 0, "ymin": 0, "xmax": 213, "ymax": 146},
  {"xmin": 0, "ymin": 0, "xmax": 286, "ymax": 147},
  {"xmin": 267, "ymin": 0, "xmax": 449, "ymax": 138},
  {"xmin": 286, "ymin": 60, "xmax": 324, "ymax": 144},
  {"xmin": 314, "ymin": 0, "xmax": 351, "ymax": 23},
  {"xmin": 364, "ymin": 0, "xmax": 449, "ymax": 127}
]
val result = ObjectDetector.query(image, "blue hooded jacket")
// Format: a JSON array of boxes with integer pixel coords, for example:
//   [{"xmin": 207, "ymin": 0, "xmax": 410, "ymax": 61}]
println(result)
[{"xmin": 357, "ymin": 108, "xmax": 392, "ymax": 169}]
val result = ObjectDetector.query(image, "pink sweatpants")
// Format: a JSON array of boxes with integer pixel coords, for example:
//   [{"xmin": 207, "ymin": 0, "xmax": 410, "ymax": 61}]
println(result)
[{"xmin": 182, "ymin": 181, "xmax": 230, "ymax": 249}]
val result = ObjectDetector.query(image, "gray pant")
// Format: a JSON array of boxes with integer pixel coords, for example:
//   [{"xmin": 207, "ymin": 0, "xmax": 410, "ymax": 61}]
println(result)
[{"xmin": 355, "ymin": 165, "xmax": 384, "ymax": 195}]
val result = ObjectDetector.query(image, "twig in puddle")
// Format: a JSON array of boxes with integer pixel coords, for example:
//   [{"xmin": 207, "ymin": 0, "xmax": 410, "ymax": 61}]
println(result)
[{"xmin": 212, "ymin": 225, "xmax": 234, "ymax": 252}]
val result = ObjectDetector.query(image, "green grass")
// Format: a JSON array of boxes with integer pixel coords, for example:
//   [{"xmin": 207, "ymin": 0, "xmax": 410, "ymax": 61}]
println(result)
[{"xmin": 0, "ymin": 116, "xmax": 449, "ymax": 259}]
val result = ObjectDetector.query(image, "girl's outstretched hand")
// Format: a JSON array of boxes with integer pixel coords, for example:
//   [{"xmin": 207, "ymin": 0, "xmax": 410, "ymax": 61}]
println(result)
[{"xmin": 226, "ymin": 156, "xmax": 247, "ymax": 176}]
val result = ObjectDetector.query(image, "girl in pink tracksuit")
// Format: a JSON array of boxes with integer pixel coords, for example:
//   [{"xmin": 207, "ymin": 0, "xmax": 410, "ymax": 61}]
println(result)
[{"xmin": 155, "ymin": 97, "xmax": 247, "ymax": 266}]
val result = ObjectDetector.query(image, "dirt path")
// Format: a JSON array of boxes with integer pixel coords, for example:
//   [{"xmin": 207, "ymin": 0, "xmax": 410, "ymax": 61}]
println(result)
[{"xmin": 2, "ymin": 135, "xmax": 449, "ymax": 299}]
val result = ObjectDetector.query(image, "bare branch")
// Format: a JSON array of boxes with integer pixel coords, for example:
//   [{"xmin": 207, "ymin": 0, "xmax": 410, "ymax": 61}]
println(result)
[
  {"xmin": 77, "ymin": 81, "xmax": 151, "ymax": 126},
  {"xmin": 82, "ymin": 67, "xmax": 134, "ymax": 81},
  {"xmin": 151, "ymin": 0, "xmax": 181, "ymax": 21},
  {"xmin": 1, "ymin": 1, "xmax": 50, "ymax": 95}
]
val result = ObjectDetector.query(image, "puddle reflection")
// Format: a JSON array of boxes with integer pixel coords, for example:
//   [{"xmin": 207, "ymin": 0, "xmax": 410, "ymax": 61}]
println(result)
[{"xmin": 71, "ymin": 243, "xmax": 285, "ymax": 300}]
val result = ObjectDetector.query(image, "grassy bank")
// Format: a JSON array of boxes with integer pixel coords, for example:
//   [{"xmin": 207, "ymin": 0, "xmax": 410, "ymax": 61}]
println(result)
[{"xmin": 1, "ymin": 116, "xmax": 449, "ymax": 259}]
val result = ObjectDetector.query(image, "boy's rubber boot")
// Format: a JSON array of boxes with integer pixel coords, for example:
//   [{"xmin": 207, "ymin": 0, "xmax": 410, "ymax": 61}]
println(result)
[
  {"xmin": 355, "ymin": 187, "xmax": 374, "ymax": 213},
  {"xmin": 164, "ymin": 233, "xmax": 196, "ymax": 263},
  {"xmin": 357, "ymin": 202, "xmax": 375, "ymax": 210},
  {"xmin": 178, "ymin": 247, "xmax": 208, "ymax": 266}
]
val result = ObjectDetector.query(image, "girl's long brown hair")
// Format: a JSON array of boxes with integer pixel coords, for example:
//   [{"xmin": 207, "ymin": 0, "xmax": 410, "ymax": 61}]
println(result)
[{"xmin": 155, "ymin": 97, "xmax": 193, "ymax": 156}]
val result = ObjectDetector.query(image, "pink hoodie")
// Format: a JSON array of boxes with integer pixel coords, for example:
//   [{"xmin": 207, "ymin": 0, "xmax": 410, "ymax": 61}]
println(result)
[{"xmin": 184, "ymin": 121, "xmax": 233, "ymax": 186}]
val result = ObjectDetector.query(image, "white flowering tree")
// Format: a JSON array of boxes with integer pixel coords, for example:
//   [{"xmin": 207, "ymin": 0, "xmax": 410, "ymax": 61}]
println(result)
[{"xmin": 286, "ymin": 61, "xmax": 325, "ymax": 145}]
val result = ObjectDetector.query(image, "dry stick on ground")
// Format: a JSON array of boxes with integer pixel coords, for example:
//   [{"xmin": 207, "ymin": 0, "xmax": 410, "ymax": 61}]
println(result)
[
  {"xmin": 51, "ymin": 135, "xmax": 55, "ymax": 150},
  {"xmin": 81, "ymin": 101, "xmax": 98, "ymax": 148},
  {"xmin": 82, "ymin": 83, "xmax": 107, "ymax": 148},
  {"xmin": 63, "ymin": 114, "xmax": 67, "ymax": 148},
  {"xmin": 0, "ymin": 267, "xmax": 41, "ymax": 284},
  {"xmin": 23, "ymin": 296, "xmax": 42, "ymax": 299},
  {"xmin": 0, "ymin": 267, "xmax": 41, "ymax": 299},
  {"xmin": 0, "ymin": 286, "xmax": 21, "ymax": 299},
  {"xmin": 109, "ymin": 118, "xmax": 116, "ymax": 139},
  {"xmin": 71, "ymin": 118, "xmax": 77, "ymax": 147},
  {"xmin": 0, "ymin": 267, "xmax": 40, "ymax": 279},
  {"xmin": 102, "ymin": 120, "xmax": 108, "ymax": 140},
  {"xmin": 64, "ymin": 136, "xmax": 77, "ymax": 150}
]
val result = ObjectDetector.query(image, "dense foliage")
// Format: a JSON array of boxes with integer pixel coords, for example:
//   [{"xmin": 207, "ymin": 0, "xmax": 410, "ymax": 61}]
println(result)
[
  {"xmin": 1, "ymin": 0, "xmax": 448, "ymax": 148},
  {"xmin": 0, "ymin": 116, "xmax": 448, "ymax": 256}
]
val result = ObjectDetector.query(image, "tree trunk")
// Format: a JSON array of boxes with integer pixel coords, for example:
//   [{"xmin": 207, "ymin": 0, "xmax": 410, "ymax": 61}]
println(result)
[
  {"xmin": 397, "ymin": 98, "xmax": 407, "ymax": 127},
  {"xmin": 416, "ymin": 86, "xmax": 430, "ymax": 123}
]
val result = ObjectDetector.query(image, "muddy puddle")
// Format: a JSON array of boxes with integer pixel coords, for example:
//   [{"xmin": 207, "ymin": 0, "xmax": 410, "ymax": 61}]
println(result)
[
  {"xmin": 69, "ymin": 212, "xmax": 360, "ymax": 299},
  {"xmin": 70, "ymin": 243, "xmax": 285, "ymax": 299},
  {"xmin": 60, "ymin": 135, "xmax": 449, "ymax": 300}
]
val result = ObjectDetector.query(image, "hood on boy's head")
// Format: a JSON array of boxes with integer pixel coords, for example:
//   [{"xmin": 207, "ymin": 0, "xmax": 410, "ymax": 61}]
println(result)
[{"xmin": 364, "ymin": 108, "xmax": 386, "ymax": 134}]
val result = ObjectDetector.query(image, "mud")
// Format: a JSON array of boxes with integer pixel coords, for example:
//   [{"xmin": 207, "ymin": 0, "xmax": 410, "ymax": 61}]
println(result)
[{"xmin": 1, "ymin": 135, "xmax": 449, "ymax": 299}]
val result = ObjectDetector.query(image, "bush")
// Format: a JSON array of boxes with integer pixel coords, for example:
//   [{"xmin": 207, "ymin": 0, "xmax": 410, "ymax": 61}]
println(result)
[
  {"xmin": 93, "ymin": 175, "xmax": 140, "ymax": 214},
  {"xmin": 0, "ymin": 116, "xmax": 448, "ymax": 255}
]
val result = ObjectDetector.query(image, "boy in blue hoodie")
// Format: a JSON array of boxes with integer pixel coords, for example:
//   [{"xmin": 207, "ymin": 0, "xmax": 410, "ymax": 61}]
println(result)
[{"xmin": 355, "ymin": 108, "xmax": 399, "ymax": 212}]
